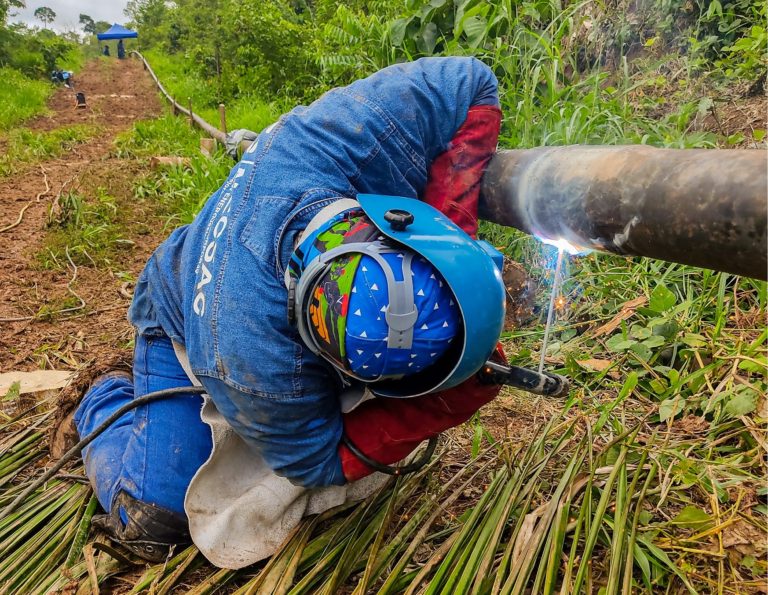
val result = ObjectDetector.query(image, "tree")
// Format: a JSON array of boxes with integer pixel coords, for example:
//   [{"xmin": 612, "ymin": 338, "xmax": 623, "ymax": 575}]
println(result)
[
  {"xmin": 124, "ymin": 0, "xmax": 167, "ymax": 31},
  {"xmin": 79, "ymin": 13, "xmax": 95, "ymax": 34},
  {"xmin": 33, "ymin": 5, "xmax": 55, "ymax": 27},
  {"xmin": 94, "ymin": 20, "xmax": 110, "ymax": 34},
  {"xmin": 0, "ymin": 0, "xmax": 25, "ymax": 24}
]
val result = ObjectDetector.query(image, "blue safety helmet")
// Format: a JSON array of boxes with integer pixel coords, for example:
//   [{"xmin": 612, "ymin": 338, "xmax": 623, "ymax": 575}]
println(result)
[{"xmin": 289, "ymin": 195, "xmax": 505, "ymax": 398}]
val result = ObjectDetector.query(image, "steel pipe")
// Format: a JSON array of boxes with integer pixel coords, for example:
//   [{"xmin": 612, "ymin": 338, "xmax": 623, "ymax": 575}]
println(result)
[{"xmin": 480, "ymin": 145, "xmax": 767, "ymax": 280}]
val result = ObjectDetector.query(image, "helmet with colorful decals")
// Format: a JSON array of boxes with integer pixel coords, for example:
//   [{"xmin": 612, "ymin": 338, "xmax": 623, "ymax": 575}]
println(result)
[{"xmin": 288, "ymin": 195, "xmax": 505, "ymax": 398}]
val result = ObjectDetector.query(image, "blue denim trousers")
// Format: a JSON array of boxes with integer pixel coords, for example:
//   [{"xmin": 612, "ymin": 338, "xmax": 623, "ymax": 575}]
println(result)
[{"xmin": 74, "ymin": 334, "xmax": 213, "ymax": 523}]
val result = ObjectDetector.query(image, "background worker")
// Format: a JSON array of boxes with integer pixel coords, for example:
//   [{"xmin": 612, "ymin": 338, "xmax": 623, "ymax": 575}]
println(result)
[
  {"xmin": 117, "ymin": 39, "xmax": 125, "ymax": 59},
  {"xmin": 54, "ymin": 57, "xmax": 507, "ymax": 567}
]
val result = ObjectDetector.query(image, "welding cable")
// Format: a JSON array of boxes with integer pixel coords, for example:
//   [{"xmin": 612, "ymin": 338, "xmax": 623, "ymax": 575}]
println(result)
[
  {"xmin": 1, "ymin": 385, "xmax": 441, "ymax": 519},
  {"xmin": 0, "ymin": 386, "xmax": 205, "ymax": 519},
  {"xmin": 342, "ymin": 434, "xmax": 438, "ymax": 476}
]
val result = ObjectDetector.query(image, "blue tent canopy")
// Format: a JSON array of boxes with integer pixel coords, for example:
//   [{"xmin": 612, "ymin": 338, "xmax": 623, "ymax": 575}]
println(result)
[{"xmin": 97, "ymin": 24, "xmax": 138, "ymax": 41}]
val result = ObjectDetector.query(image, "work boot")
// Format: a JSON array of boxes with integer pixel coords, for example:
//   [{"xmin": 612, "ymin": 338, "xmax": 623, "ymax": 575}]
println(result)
[
  {"xmin": 48, "ymin": 353, "xmax": 132, "ymax": 459},
  {"xmin": 93, "ymin": 491, "xmax": 191, "ymax": 563}
]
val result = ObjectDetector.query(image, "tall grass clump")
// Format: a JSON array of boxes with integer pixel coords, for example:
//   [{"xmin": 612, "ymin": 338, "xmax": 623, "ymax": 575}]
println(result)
[{"xmin": 0, "ymin": 68, "xmax": 52, "ymax": 131}]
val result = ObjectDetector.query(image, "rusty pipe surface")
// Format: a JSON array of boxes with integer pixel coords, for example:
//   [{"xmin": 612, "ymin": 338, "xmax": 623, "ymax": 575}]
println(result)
[{"xmin": 480, "ymin": 145, "xmax": 767, "ymax": 280}]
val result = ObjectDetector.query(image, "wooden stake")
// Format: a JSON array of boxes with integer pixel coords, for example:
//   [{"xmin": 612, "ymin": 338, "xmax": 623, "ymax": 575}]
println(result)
[
  {"xmin": 218, "ymin": 103, "xmax": 227, "ymax": 134},
  {"xmin": 188, "ymin": 97, "xmax": 193, "ymax": 126},
  {"xmin": 200, "ymin": 138, "xmax": 216, "ymax": 158}
]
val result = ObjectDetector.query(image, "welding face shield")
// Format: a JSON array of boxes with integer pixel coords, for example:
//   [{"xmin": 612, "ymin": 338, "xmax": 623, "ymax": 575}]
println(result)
[{"xmin": 288, "ymin": 195, "xmax": 506, "ymax": 398}]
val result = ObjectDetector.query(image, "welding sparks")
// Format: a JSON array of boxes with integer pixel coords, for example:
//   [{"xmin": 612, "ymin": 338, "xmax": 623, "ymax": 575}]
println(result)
[
  {"xmin": 539, "ymin": 248, "xmax": 565, "ymax": 374},
  {"xmin": 538, "ymin": 236, "xmax": 591, "ymax": 256}
]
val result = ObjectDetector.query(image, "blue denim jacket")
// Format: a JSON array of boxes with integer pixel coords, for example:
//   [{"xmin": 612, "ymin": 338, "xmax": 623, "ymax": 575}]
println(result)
[{"xmin": 129, "ymin": 57, "xmax": 499, "ymax": 488}]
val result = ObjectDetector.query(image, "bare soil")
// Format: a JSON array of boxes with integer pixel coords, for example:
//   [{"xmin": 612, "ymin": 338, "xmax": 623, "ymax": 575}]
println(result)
[
  {"xmin": 699, "ymin": 87, "xmax": 768, "ymax": 147},
  {"xmin": 0, "ymin": 58, "xmax": 163, "ymax": 373}
]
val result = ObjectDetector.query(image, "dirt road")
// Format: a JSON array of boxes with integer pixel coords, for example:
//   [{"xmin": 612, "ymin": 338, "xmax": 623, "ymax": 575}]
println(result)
[{"xmin": 0, "ymin": 58, "xmax": 163, "ymax": 371}]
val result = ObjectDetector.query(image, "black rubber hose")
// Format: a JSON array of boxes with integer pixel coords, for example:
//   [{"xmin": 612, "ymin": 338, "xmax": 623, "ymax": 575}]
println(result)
[
  {"xmin": 341, "ymin": 434, "xmax": 438, "ymax": 476},
  {"xmin": 0, "ymin": 385, "xmax": 205, "ymax": 519}
]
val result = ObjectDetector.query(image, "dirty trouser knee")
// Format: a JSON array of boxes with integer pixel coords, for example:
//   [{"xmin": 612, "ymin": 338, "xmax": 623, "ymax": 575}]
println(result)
[{"xmin": 74, "ymin": 333, "xmax": 213, "ymax": 557}]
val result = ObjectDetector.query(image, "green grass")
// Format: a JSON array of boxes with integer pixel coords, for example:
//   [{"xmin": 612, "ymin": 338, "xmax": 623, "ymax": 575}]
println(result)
[
  {"xmin": 113, "ymin": 51, "xmax": 282, "ymax": 225},
  {"xmin": 115, "ymin": 115, "xmax": 234, "ymax": 225},
  {"xmin": 58, "ymin": 46, "xmax": 86, "ymax": 73},
  {"xmin": 0, "ymin": 125, "xmax": 100, "ymax": 177},
  {"xmin": 39, "ymin": 188, "xmax": 134, "ymax": 270},
  {"xmin": 134, "ymin": 156, "xmax": 233, "ymax": 226},
  {"xmin": 0, "ymin": 69, "xmax": 52, "ymax": 132},
  {"xmin": 114, "ymin": 114, "xmax": 208, "ymax": 158},
  {"xmin": 142, "ymin": 49, "xmax": 282, "ymax": 132}
]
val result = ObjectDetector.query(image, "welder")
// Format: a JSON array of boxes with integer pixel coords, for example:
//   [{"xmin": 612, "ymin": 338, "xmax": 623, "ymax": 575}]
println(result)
[{"xmin": 52, "ymin": 57, "xmax": 515, "ymax": 568}]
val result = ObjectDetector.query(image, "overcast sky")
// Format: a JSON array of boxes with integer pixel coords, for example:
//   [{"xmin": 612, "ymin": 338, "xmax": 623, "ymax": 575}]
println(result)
[{"xmin": 11, "ymin": 0, "xmax": 129, "ymax": 32}]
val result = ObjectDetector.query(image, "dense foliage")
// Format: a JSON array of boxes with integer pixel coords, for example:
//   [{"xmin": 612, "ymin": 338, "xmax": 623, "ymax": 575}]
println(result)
[
  {"xmin": 126, "ymin": 0, "xmax": 766, "ymax": 106},
  {"xmin": 0, "ymin": 1, "xmax": 84, "ymax": 130}
]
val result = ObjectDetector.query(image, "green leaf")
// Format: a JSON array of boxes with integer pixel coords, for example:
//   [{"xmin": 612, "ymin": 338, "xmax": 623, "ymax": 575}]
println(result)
[
  {"xmin": 417, "ymin": 22, "xmax": 439, "ymax": 54},
  {"xmin": 649, "ymin": 284, "xmax": 676, "ymax": 312},
  {"xmin": 652, "ymin": 320, "xmax": 679, "ymax": 339},
  {"xmin": 724, "ymin": 387, "xmax": 758, "ymax": 417},
  {"xmin": 618, "ymin": 371, "xmax": 639, "ymax": 400},
  {"xmin": 606, "ymin": 335, "xmax": 636, "ymax": 351},
  {"xmin": 632, "ymin": 543, "xmax": 652, "ymax": 589},
  {"xmin": 671, "ymin": 505, "xmax": 713, "ymax": 529},
  {"xmin": 741, "ymin": 555, "xmax": 757, "ymax": 570},
  {"xmin": 649, "ymin": 378, "xmax": 668, "ymax": 395},
  {"xmin": 545, "ymin": 340, "xmax": 562, "ymax": 356},
  {"xmin": 738, "ymin": 357, "xmax": 767, "ymax": 374},
  {"xmin": 642, "ymin": 335, "xmax": 665, "ymax": 349},
  {"xmin": 3, "ymin": 381, "xmax": 20, "ymax": 401},
  {"xmin": 463, "ymin": 15, "xmax": 488, "ymax": 48},
  {"xmin": 682, "ymin": 333, "xmax": 707, "ymax": 348},
  {"xmin": 388, "ymin": 18, "xmax": 411, "ymax": 46},
  {"xmin": 471, "ymin": 421, "xmax": 482, "ymax": 459},
  {"xmin": 638, "ymin": 536, "xmax": 699, "ymax": 592},
  {"xmin": 630, "ymin": 342, "xmax": 652, "ymax": 361},
  {"xmin": 753, "ymin": 129, "xmax": 766, "ymax": 142},
  {"xmin": 659, "ymin": 396, "xmax": 686, "ymax": 421},
  {"xmin": 630, "ymin": 325, "xmax": 652, "ymax": 340}
]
